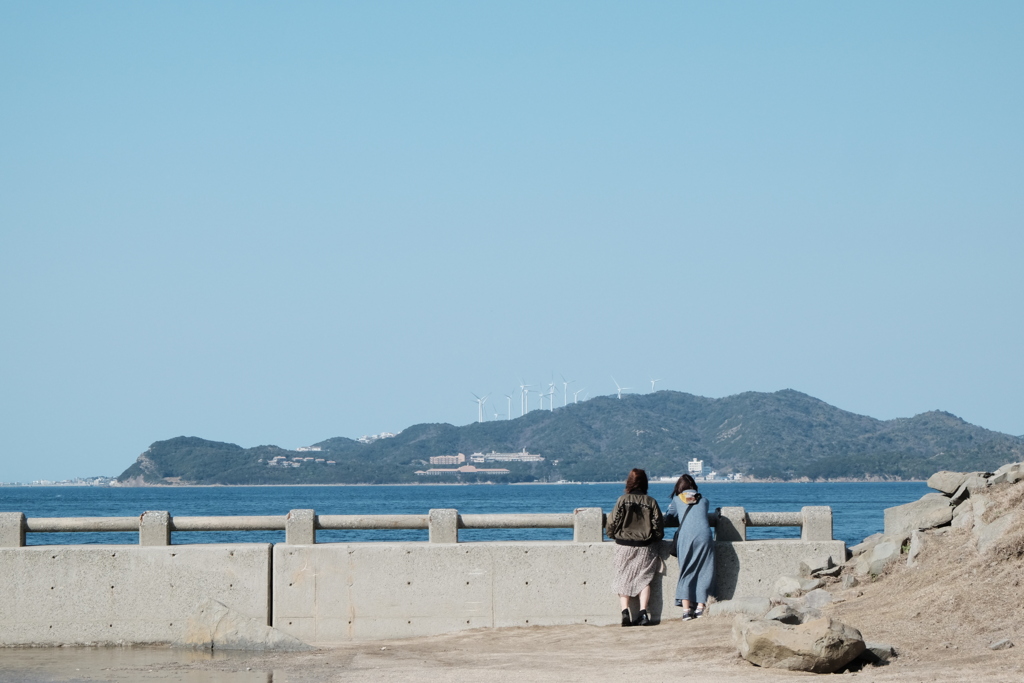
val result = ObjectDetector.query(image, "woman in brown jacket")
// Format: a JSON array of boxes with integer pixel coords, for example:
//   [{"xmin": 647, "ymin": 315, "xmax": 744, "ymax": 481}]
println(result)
[{"xmin": 606, "ymin": 468, "xmax": 664, "ymax": 626}]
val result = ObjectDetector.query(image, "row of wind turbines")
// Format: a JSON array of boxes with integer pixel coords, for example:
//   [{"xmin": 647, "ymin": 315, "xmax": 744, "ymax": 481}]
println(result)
[{"xmin": 471, "ymin": 376, "xmax": 663, "ymax": 423}]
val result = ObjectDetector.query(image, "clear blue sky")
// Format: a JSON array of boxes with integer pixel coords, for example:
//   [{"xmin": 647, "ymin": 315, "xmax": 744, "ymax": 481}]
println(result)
[{"xmin": 2, "ymin": 2, "xmax": 1022, "ymax": 482}]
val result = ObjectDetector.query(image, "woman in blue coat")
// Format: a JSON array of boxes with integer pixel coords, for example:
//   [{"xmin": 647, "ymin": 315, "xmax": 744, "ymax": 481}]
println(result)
[{"xmin": 664, "ymin": 474, "xmax": 715, "ymax": 620}]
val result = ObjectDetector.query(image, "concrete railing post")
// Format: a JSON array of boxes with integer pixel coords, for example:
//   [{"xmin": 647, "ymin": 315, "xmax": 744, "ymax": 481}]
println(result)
[
  {"xmin": 286, "ymin": 509, "xmax": 316, "ymax": 545},
  {"xmin": 428, "ymin": 508, "xmax": 459, "ymax": 543},
  {"xmin": 573, "ymin": 507, "xmax": 604, "ymax": 542},
  {"xmin": 139, "ymin": 511, "xmax": 171, "ymax": 546},
  {"xmin": 801, "ymin": 506, "xmax": 833, "ymax": 541},
  {"xmin": 0, "ymin": 512, "xmax": 26, "ymax": 547},
  {"xmin": 716, "ymin": 506, "xmax": 747, "ymax": 542}
]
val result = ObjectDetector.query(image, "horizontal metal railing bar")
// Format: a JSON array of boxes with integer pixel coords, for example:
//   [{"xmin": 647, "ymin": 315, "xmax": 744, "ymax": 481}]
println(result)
[
  {"xmin": 26, "ymin": 517, "xmax": 140, "ymax": 532},
  {"xmin": 317, "ymin": 515, "xmax": 428, "ymax": 530},
  {"xmin": 747, "ymin": 512, "xmax": 802, "ymax": 527},
  {"xmin": 459, "ymin": 513, "xmax": 574, "ymax": 529},
  {"xmin": 171, "ymin": 516, "xmax": 286, "ymax": 531}
]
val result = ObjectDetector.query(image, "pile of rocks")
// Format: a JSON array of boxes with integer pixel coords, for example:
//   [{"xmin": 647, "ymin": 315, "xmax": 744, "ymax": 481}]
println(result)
[
  {"xmin": 731, "ymin": 460, "xmax": 1023, "ymax": 673},
  {"xmin": 848, "ymin": 461, "xmax": 1023, "ymax": 576},
  {"xmin": 731, "ymin": 557, "xmax": 895, "ymax": 673}
]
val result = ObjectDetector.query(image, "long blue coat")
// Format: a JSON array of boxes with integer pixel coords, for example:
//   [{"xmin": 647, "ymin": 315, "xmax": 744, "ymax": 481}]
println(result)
[{"xmin": 664, "ymin": 491, "xmax": 715, "ymax": 604}]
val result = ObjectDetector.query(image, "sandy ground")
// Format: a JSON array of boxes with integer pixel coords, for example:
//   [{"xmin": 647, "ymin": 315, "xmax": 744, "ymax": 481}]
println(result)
[{"xmin": 3, "ymin": 612, "xmax": 1021, "ymax": 683}]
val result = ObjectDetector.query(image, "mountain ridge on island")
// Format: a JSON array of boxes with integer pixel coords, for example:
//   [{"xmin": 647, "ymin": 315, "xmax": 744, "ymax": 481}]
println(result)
[{"xmin": 116, "ymin": 389, "xmax": 1024, "ymax": 485}]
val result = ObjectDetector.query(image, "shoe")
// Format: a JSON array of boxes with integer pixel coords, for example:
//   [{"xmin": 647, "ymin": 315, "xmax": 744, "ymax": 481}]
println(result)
[
  {"xmin": 681, "ymin": 609, "xmax": 695, "ymax": 621},
  {"xmin": 694, "ymin": 605, "xmax": 706, "ymax": 618},
  {"xmin": 633, "ymin": 609, "xmax": 651, "ymax": 626},
  {"xmin": 621, "ymin": 609, "xmax": 632, "ymax": 627}
]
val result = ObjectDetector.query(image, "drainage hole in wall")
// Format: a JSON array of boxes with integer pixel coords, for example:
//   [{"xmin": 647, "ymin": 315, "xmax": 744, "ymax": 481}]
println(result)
[
  {"xmin": 525, "ymin": 581, "xmax": 529, "ymax": 585},
  {"xmin": 289, "ymin": 583, "xmax": 293, "ymax": 587},
  {"xmin": 110, "ymin": 586, "xmax": 114, "ymax": 590},
  {"xmin": 288, "ymin": 621, "xmax": 293, "ymax": 625},
  {"xmin": 407, "ymin": 581, "xmax": 411, "ymax": 585},
  {"xmin": 48, "ymin": 625, "xmax": 52, "ymax": 629},
  {"xmin": 51, "ymin": 555, "xmax": 56, "ymax": 559},
  {"xmin": 50, "ymin": 586, "xmax": 54, "ymax": 590},
  {"xmin": 111, "ymin": 553, "xmax": 116, "ymax": 557},
  {"xmin": 407, "ymin": 621, "xmax": 411, "ymax": 624},
  {"xmin": 229, "ymin": 584, "xmax": 233, "ymax": 588},
  {"xmin": 171, "ymin": 553, "xmax": 176, "ymax": 557},
  {"xmin": 526, "ymin": 620, "xmax": 529, "ymax": 624},
  {"xmin": 466, "ymin": 581, "xmax": 469, "ymax": 585}
]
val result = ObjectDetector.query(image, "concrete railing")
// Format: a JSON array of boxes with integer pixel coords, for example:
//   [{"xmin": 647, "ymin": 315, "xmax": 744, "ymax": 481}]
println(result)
[
  {"xmin": 1, "ymin": 505, "xmax": 833, "ymax": 546},
  {"xmin": 0, "ymin": 505, "xmax": 844, "ymax": 646}
]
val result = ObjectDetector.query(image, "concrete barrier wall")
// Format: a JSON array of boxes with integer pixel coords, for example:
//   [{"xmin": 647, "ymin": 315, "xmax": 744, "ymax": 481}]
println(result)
[
  {"xmin": 0, "ymin": 506, "xmax": 847, "ymax": 646},
  {"xmin": 273, "ymin": 537, "xmax": 847, "ymax": 645},
  {"xmin": 0, "ymin": 545, "xmax": 271, "ymax": 646}
]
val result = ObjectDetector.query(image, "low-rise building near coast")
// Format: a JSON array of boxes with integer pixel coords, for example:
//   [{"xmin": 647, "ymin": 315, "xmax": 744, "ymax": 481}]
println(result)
[
  {"xmin": 468, "ymin": 449, "xmax": 544, "ymax": 463},
  {"xmin": 430, "ymin": 453, "xmax": 466, "ymax": 465},
  {"xmin": 358, "ymin": 432, "xmax": 396, "ymax": 444},
  {"xmin": 415, "ymin": 464, "xmax": 511, "ymax": 476}
]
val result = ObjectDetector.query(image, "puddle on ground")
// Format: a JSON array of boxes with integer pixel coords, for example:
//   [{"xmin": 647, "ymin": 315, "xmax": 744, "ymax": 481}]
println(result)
[{"xmin": 0, "ymin": 647, "xmax": 273, "ymax": 683}]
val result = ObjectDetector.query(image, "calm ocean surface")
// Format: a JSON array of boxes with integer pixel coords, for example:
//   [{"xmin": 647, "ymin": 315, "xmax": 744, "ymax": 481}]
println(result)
[{"xmin": 0, "ymin": 482, "xmax": 927, "ymax": 547}]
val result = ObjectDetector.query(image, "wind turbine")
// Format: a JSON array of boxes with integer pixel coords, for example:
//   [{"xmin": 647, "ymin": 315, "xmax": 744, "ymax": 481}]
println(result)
[
  {"xmin": 650, "ymin": 378, "xmax": 662, "ymax": 392},
  {"xmin": 611, "ymin": 377, "xmax": 631, "ymax": 400},
  {"xmin": 573, "ymin": 388, "xmax": 586, "ymax": 404},
  {"xmin": 471, "ymin": 393, "xmax": 489, "ymax": 423},
  {"xmin": 519, "ymin": 380, "xmax": 532, "ymax": 417},
  {"xmin": 504, "ymin": 394, "xmax": 513, "ymax": 421},
  {"xmin": 548, "ymin": 384, "xmax": 556, "ymax": 412},
  {"xmin": 561, "ymin": 375, "xmax": 575, "ymax": 407}
]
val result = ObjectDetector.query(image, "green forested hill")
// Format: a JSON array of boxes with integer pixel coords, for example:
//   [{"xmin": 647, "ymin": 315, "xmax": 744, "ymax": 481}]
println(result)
[{"xmin": 116, "ymin": 389, "xmax": 1024, "ymax": 485}]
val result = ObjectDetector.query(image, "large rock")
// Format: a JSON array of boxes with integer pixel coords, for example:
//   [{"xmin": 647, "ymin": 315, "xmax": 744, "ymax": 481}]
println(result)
[
  {"xmin": 174, "ymin": 599, "xmax": 313, "ymax": 652},
  {"xmin": 802, "ymin": 589, "xmax": 834, "ymax": 609},
  {"xmin": 733, "ymin": 616, "xmax": 866, "ymax": 673},
  {"xmin": 964, "ymin": 472, "xmax": 992, "ymax": 493},
  {"xmin": 906, "ymin": 530, "xmax": 925, "ymax": 568},
  {"xmin": 853, "ymin": 540, "xmax": 901, "ymax": 576},
  {"xmin": 708, "ymin": 597, "xmax": 772, "ymax": 617},
  {"xmin": 927, "ymin": 471, "xmax": 967, "ymax": 495},
  {"xmin": 774, "ymin": 575, "xmax": 804, "ymax": 597},
  {"xmin": 884, "ymin": 494, "xmax": 953, "ymax": 536},
  {"xmin": 849, "ymin": 534, "xmax": 882, "ymax": 557},
  {"xmin": 974, "ymin": 512, "xmax": 1017, "ymax": 553}
]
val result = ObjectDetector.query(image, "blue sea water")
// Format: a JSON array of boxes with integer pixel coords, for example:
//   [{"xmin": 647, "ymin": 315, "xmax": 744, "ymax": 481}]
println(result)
[{"xmin": 0, "ymin": 481, "xmax": 927, "ymax": 547}]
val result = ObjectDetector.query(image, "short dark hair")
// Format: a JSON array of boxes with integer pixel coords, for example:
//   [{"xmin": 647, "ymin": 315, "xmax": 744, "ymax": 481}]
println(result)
[
  {"xmin": 673, "ymin": 474, "xmax": 698, "ymax": 497},
  {"xmin": 625, "ymin": 468, "xmax": 648, "ymax": 494}
]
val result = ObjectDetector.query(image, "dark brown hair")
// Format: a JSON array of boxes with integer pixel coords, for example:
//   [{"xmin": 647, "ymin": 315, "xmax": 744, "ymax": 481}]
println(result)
[
  {"xmin": 673, "ymin": 474, "xmax": 698, "ymax": 497},
  {"xmin": 624, "ymin": 468, "xmax": 648, "ymax": 494}
]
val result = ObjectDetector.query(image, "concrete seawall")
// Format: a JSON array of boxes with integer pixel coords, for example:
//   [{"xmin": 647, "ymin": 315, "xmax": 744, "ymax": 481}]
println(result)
[{"xmin": 0, "ymin": 507, "xmax": 845, "ymax": 647}]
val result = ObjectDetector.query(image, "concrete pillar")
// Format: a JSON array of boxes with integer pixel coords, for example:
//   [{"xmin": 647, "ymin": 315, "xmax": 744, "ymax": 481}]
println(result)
[
  {"xmin": 0, "ymin": 512, "xmax": 26, "ymax": 547},
  {"xmin": 801, "ymin": 506, "xmax": 833, "ymax": 542},
  {"xmin": 286, "ymin": 509, "xmax": 316, "ymax": 545},
  {"xmin": 716, "ymin": 506, "xmax": 747, "ymax": 542},
  {"xmin": 573, "ymin": 507, "xmax": 604, "ymax": 543},
  {"xmin": 428, "ymin": 508, "xmax": 459, "ymax": 543},
  {"xmin": 139, "ymin": 511, "xmax": 171, "ymax": 546}
]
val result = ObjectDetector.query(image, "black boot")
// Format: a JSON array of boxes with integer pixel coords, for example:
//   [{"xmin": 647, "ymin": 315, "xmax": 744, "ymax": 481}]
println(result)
[
  {"xmin": 620, "ymin": 608, "xmax": 632, "ymax": 627},
  {"xmin": 633, "ymin": 609, "xmax": 651, "ymax": 626}
]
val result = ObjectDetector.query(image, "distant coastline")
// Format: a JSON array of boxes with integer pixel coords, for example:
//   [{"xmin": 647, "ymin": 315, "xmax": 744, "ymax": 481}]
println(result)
[{"xmin": 2, "ymin": 478, "xmax": 925, "ymax": 488}]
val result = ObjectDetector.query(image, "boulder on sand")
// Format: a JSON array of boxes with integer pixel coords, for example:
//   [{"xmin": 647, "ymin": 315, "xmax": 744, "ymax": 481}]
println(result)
[
  {"xmin": 927, "ymin": 471, "xmax": 967, "ymax": 495},
  {"xmin": 733, "ymin": 615, "xmax": 866, "ymax": 673},
  {"xmin": 884, "ymin": 494, "xmax": 953, "ymax": 536}
]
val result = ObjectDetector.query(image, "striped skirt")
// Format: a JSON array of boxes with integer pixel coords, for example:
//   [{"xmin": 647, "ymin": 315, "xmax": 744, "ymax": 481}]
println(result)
[{"xmin": 612, "ymin": 544, "xmax": 661, "ymax": 597}]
